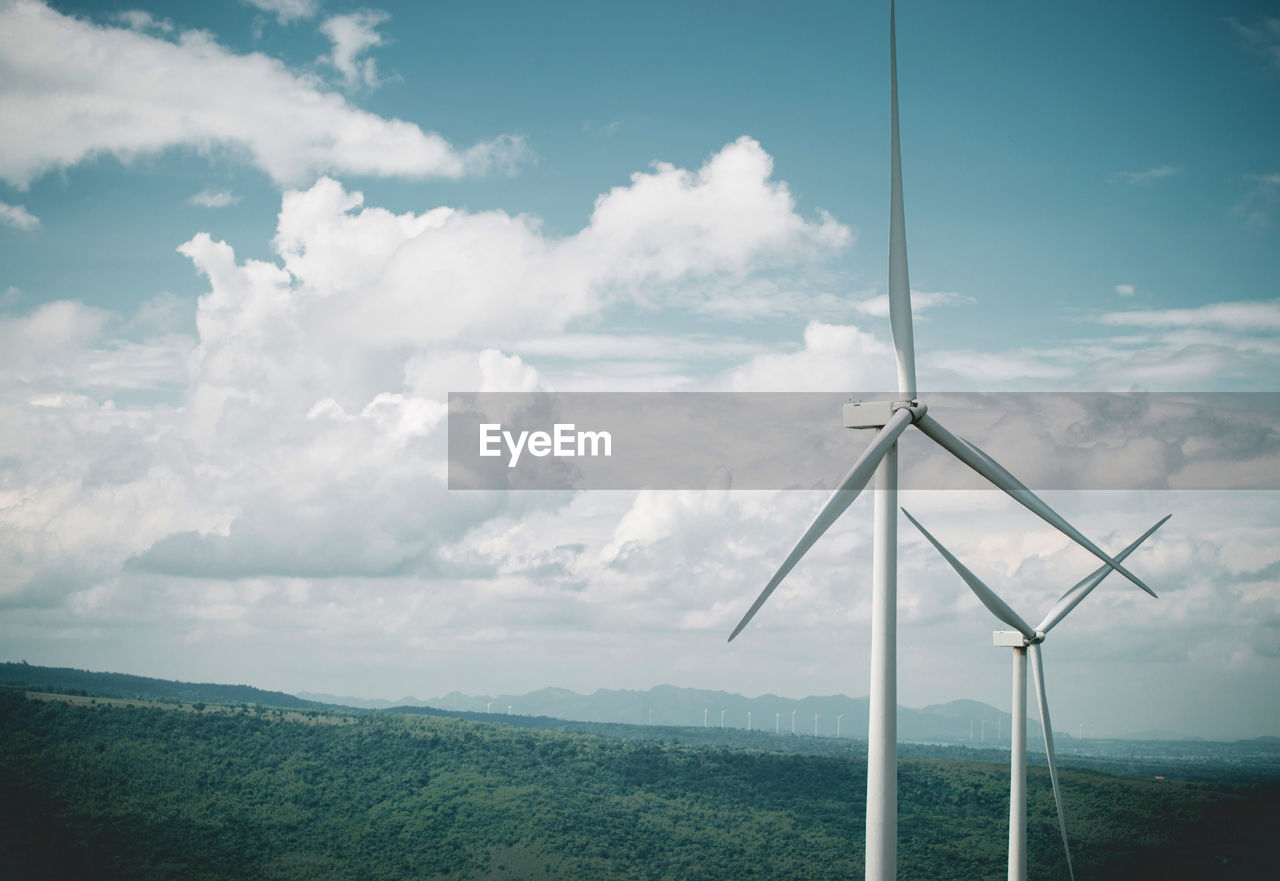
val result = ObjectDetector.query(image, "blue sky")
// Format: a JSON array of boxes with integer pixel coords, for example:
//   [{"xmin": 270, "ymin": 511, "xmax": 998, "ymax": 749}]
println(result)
[
  {"xmin": 1, "ymin": 0, "xmax": 1278, "ymax": 739},
  {"xmin": 8, "ymin": 0, "xmax": 1279, "ymax": 353}
]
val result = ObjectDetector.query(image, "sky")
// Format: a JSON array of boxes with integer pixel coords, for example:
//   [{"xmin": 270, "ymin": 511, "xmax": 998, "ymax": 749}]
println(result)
[{"xmin": 0, "ymin": 0, "xmax": 1278, "ymax": 740}]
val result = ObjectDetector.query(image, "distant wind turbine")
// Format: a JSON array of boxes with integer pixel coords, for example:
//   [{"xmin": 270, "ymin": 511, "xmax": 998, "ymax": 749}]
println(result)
[
  {"xmin": 838, "ymin": 713, "xmax": 845, "ymax": 738},
  {"xmin": 903, "ymin": 509, "xmax": 1169, "ymax": 881},
  {"xmin": 726, "ymin": 6, "xmax": 1158, "ymax": 879}
]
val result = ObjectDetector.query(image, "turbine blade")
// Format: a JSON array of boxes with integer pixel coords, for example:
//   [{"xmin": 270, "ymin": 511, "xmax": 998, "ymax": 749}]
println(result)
[
  {"xmin": 900, "ymin": 508, "xmax": 1036, "ymax": 640},
  {"xmin": 914, "ymin": 414, "xmax": 1158, "ymax": 598},
  {"xmin": 728, "ymin": 407, "xmax": 913, "ymax": 642},
  {"xmin": 888, "ymin": 0, "xmax": 917, "ymax": 399},
  {"xmin": 1030, "ymin": 644, "xmax": 1075, "ymax": 881},
  {"xmin": 1036, "ymin": 515, "xmax": 1170, "ymax": 634}
]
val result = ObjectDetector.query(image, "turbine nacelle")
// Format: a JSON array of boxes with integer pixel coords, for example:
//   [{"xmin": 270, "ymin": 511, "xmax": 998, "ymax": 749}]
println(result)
[
  {"xmin": 993, "ymin": 630, "xmax": 1045, "ymax": 648},
  {"xmin": 842, "ymin": 399, "xmax": 925, "ymax": 429}
]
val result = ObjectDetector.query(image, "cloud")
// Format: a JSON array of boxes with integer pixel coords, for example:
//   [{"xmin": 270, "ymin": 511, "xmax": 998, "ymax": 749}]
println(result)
[
  {"xmin": 582, "ymin": 138, "xmax": 850, "ymax": 283},
  {"xmin": 851, "ymin": 289, "xmax": 974, "ymax": 319},
  {"xmin": 188, "ymin": 189, "xmax": 241, "ymax": 208},
  {"xmin": 5, "ymin": 127, "xmax": 1272, "ymax": 737},
  {"xmin": 113, "ymin": 9, "xmax": 172, "ymax": 33},
  {"xmin": 1, "ymin": 136, "xmax": 845, "ymax": 596},
  {"xmin": 181, "ymin": 138, "xmax": 845, "ymax": 355},
  {"xmin": 1232, "ymin": 173, "xmax": 1280, "ymax": 227},
  {"xmin": 1099, "ymin": 298, "xmax": 1280, "ymax": 332},
  {"xmin": 1228, "ymin": 16, "xmax": 1280, "ymax": 69},
  {"xmin": 0, "ymin": 200, "xmax": 40, "ymax": 230},
  {"xmin": 0, "ymin": 135, "xmax": 846, "ymax": 616},
  {"xmin": 243, "ymin": 0, "xmax": 318, "ymax": 24},
  {"xmin": 1108, "ymin": 165, "xmax": 1179, "ymax": 185},
  {"xmin": 0, "ymin": 299, "xmax": 191, "ymax": 395},
  {"xmin": 1114, "ymin": 284, "xmax": 1135, "ymax": 297},
  {"xmin": 925, "ymin": 334, "xmax": 1280, "ymax": 392},
  {"xmin": 583, "ymin": 120, "xmax": 622, "ymax": 137},
  {"xmin": 320, "ymin": 10, "xmax": 389, "ymax": 90},
  {"xmin": 713, "ymin": 321, "xmax": 894, "ymax": 392},
  {"xmin": 511, "ymin": 333, "xmax": 766, "ymax": 363},
  {"xmin": 0, "ymin": 1, "xmax": 525, "ymax": 188},
  {"xmin": 916, "ymin": 295, "xmax": 1280, "ymax": 392}
]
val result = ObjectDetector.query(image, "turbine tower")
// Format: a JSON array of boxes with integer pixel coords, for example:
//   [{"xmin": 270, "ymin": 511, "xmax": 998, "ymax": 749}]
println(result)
[
  {"xmin": 727, "ymin": 6, "xmax": 1159, "ymax": 880},
  {"xmin": 903, "ymin": 509, "xmax": 1169, "ymax": 881}
]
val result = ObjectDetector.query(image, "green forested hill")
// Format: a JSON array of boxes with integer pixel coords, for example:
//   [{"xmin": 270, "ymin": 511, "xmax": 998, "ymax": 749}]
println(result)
[
  {"xmin": 0, "ymin": 689, "xmax": 1273, "ymax": 881},
  {"xmin": 0, "ymin": 661, "xmax": 328, "ymax": 710}
]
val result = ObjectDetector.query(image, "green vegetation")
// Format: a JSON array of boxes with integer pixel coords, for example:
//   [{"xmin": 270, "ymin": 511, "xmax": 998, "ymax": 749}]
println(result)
[
  {"xmin": 1, "ymin": 688, "xmax": 1274, "ymax": 880},
  {"xmin": 0, "ymin": 661, "xmax": 329, "ymax": 710}
]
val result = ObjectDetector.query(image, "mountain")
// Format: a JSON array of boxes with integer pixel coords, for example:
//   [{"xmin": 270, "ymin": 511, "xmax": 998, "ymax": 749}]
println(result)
[
  {"xmin": 296, "ymin": 692, "xmax": 425, "ymax": 709},
  {"xmin": 6, "ymin": 688, "xmax": 1274, "ymax": 881},
  {"xmin": 416, "ymin": 684, "xmax": 1047, "ymax": 746},
  {"xmin": 0, "ymin": 662, "xmax": 1066, "ymax": 745}
]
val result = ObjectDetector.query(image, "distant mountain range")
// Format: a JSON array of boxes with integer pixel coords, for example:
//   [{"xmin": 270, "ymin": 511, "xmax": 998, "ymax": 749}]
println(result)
[
  {"xmin": 297, "ymin": 684, "xmax": 1047, "ymax": 747},
  {"xmin": 8, "ymin": 661, "xmax": 1233, "ymax": 745}
]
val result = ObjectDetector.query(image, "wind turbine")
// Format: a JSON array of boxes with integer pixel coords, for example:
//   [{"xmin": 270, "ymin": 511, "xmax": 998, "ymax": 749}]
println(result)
[
  {"xmin": 837, "ymin": 713, "xmax": 845, "ymax": 738},
  {"xmin": 726, "ymin": 5, "xmax": 1159, "ymax": 880},
  {"xmin": 902, "ymin": 509, "xmax": 1169, "ymax": 881}
]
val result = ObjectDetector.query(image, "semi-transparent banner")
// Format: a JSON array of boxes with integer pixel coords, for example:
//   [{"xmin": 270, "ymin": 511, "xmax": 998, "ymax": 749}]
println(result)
[{"xmin": 447, "ymin": 392, "xmax": 1280, "ymax": 491}]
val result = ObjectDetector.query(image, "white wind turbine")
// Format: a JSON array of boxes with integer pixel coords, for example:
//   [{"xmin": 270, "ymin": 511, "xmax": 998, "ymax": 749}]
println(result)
[
  {"xmin": 902, "ymin": 509, "xmax": 1170, "ymax": 881},
  {"xmin": 726, "ymin": 5, "xmax": 1158, "ymax": 880}
]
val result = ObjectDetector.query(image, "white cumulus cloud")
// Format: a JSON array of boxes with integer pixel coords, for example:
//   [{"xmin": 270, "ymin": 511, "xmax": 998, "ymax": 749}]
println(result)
[
  {"xmin": 713, "ymin": 321, "xmax": 894, "ymax": 392},
  {"xmin": 0, "ymin": 0, "xmax": 525, "ymax": 188}
]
